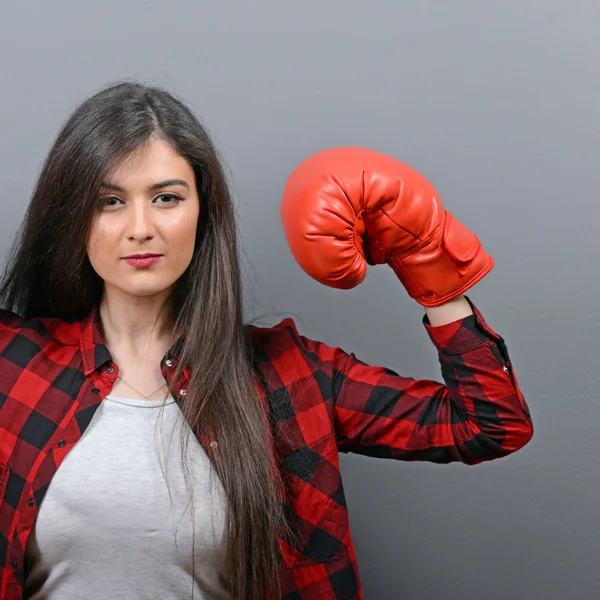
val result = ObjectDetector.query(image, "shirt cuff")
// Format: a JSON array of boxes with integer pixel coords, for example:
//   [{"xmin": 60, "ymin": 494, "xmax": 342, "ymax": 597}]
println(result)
[{"xmin": 423, "ymin": 296, "xmax": 502, "ymax": 355}]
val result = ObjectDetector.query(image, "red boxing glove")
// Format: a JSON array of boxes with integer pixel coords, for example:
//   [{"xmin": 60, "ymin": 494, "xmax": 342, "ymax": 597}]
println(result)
[{"xmin": 280, "ymin": 146, "xmax": 493, "ymax": 307}]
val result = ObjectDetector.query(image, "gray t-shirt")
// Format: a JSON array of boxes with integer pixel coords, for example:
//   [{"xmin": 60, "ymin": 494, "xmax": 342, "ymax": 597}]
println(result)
[{"xmin": 24, "ymin": 394, "xmax": 230, "ymax": 600}]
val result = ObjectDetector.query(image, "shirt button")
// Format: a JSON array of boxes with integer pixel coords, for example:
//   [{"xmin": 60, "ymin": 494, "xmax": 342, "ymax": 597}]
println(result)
[
  {"xmin": 11, "ymin": 560, "xmax": 18, "ymax": 569},
  {"xmin": 91, "ymin": 387, "xmax": 100, "ymax": 394},
  {"xmin": 179, "ymin": 389, "xmax": 187, "ymax": 396},
  {"xmin": 28, "ymin": 498, "xmax": 35, "ymax": 507},
  {"xmin": 165, "ymin": 359, "xmax": 173, "ymax": 367},
  {"xmin": 106, "ymin": 365, "xmax": 115, "ymax": 374},
  {"xmin": 57, "ymin": 440, "xmax": 66, "ymax": 448}
]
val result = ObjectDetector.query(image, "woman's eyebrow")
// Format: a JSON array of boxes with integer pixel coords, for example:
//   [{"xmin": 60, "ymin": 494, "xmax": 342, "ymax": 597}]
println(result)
[
  {"xmin": 99, "ymin": 181, "xmax": 124, "ymax": 192},
  {"xmin": 148, "ymin": 179, "xmax": 190, "ymax": 191},
  {"xmin": 99, "ymin": 179, "xmax": 190, "ymax": 192}
]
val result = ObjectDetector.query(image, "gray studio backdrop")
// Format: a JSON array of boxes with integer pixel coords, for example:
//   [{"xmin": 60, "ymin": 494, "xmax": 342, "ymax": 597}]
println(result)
[{"xmin": 1, "ymin": 1, "xmax": 599, "ymax": 599}]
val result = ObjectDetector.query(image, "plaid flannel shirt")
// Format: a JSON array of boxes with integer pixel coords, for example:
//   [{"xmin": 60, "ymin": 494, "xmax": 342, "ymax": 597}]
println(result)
[{"xmin": 0, "ymin": 298, "xmax": 532, "ymax": 599}]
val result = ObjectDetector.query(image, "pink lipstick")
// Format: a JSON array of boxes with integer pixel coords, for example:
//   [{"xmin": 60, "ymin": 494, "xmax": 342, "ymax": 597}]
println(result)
[{"xmin": 123, "ymin": 254, "xmax": 162, "ymax": 268}]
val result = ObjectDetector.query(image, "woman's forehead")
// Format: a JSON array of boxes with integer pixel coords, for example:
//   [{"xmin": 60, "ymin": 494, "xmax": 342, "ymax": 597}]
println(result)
[{"xmin": 103, "ymin": 139, "xmax": 192, "ymax": 186}]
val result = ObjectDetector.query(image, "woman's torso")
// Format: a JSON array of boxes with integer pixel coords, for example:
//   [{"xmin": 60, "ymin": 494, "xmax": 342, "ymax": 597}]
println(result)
[{"xmin": 23, "ymin": 393, "xmax": 230, "ymax": 600}]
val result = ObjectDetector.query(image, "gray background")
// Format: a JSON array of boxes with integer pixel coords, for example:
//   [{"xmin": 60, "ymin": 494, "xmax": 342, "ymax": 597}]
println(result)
[{"xmin": 1, "ymin": 1, "xmax": 598, "ymax": 598}]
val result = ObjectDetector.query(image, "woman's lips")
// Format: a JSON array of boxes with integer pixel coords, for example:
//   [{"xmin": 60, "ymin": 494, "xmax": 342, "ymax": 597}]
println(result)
[{"xmin": 123, "ymin": 255, "xmax": 162, "ymax": 268}]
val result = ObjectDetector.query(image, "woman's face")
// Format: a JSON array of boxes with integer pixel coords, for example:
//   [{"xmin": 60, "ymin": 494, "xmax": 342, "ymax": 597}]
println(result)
[{"xmin": 86, "ymin": 138, "xmax": 200, "ymax": 300}]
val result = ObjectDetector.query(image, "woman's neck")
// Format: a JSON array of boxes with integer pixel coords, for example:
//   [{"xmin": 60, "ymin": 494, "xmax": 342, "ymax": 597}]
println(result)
[{"xmin": 98, "ymin": 286, "xmax": 174, "ymax": 361}]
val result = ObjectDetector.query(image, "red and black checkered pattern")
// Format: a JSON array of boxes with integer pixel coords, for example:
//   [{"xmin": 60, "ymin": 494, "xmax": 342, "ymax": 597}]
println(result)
[{"xmin": 0, "ymin": 298, "xmax": 532, "ymax": 599}]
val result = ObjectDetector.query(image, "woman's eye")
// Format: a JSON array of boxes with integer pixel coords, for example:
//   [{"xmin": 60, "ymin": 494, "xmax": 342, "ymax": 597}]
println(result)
[
  {"xmin": 96, "ymin": 194, "xmax": 182, "ymax": 208},
  {"xmin": 154, "ymin": 193, "xmax": 182, "ymax": 204},
  {"xmin": 98, "ymin": 196, "xmax": 122, "ymax": 207}
]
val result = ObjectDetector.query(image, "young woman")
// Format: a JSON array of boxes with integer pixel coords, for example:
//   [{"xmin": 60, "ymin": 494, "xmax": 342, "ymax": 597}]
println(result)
[{"xmin": 0, "ymin": 82, "xmax": 533, "ymax": 600}]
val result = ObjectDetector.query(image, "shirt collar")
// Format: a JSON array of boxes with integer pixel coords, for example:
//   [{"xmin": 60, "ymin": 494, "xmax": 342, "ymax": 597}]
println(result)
[
  {"xmin": 79, "ymin": 305, "xmax": 113, "ymax": 376},
  {"xmin": 79, "ymin": 305, "xmax": 185, "ymax": 376}
]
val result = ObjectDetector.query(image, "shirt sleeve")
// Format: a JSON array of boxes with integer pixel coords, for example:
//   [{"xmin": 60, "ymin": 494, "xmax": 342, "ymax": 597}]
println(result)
[{"xmin": 292, "ymin": 298, "xmax": 533, "ymax": 465}]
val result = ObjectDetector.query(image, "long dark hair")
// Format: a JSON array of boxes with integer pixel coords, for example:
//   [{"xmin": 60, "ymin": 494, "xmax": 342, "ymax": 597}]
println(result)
[{"xmin": 0, "ymin": 81, "xmax": 284, "ymax": 598}]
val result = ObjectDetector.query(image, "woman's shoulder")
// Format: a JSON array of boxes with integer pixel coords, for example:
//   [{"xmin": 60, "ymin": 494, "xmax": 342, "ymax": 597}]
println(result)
[
  {"xmin": 0, "ymin": 309, "xmax": 81, "ymax": 346},
  {"xmin": 246, "ymin": 316, "xmax": 301, "ymax": 346},
  {"xmin": 0, "ymin": 308, "xmax": 45, "ymax": 333},
  {"xmin": 245, "ymin": 315, "xmax": 334, "ymax": 364}
]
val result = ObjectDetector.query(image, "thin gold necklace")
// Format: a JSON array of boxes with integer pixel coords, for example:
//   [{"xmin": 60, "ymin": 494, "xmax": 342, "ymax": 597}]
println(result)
[{"xmin": 117, "ymin": 374, "xmax": 168, "ymax": 401}]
